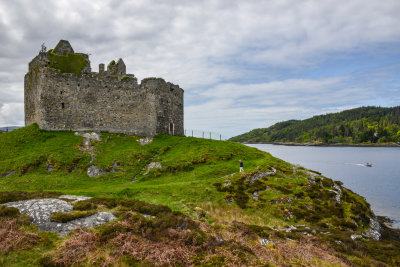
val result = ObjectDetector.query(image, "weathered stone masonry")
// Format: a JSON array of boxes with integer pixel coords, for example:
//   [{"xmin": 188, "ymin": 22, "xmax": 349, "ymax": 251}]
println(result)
[{"xmin": 25, "ymin": 40, "xmax": 184, "ymax": 136}]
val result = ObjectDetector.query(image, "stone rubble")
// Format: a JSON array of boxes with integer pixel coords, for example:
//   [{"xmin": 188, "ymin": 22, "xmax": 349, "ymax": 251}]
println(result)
[
  {"xmin": 87, "ymin": 161, "xmax": 119, "ymax": 177},
  {"xmin": 248, "ymin": 168, "xmax": 276, "ymax": 184},
  {"xmin": 75, "ymin": 131, "xmax": 101, "ymax": 163},
  {"xmin": 307, "ymin": 176, "xmax": 316, "ymax": 184},
  {"xmin": 46, "ymin": 164, "xmax": 54, "ymax": 172},
  {"xmin": 280, "ymin": 225, "xmax": 312, "ymax": 234},
  {"xmin": 75, "ymin": 131, "xmax": 118, "ymax": 177},
  {"xmin": 351, "ymin": 234, "xmax": 363, "ymax": 240},
  {"xmin": 306, "ymin": 170, "xmax": 324, "ymax": 184},
  {"xmin": 215, "ymin": 237, "xmax": 224, "ymax": 245},
  {"xmin": 143, "ymin": 162, "xmax": 162, "ymax": 175},
  {"xmin": 222, "ymin": 173, "xmax": 236, "ymax": 178},
  {"xmin": 138, "ymin": 137, "xmax": 153, "ymax": 145},
  {"xmin": 223, "ymin": 180, "xmax": 232, "ymax": 187},
  {"xmin": 252, "ymin": 191, "xmax": 259, "ymax": 200},
  {"xmin": 225, "ymin": 197, "xmax": 234, "ymax": 204},
  {"xmin": 0, "ymin": 170, "xmax": 16, "ymax": 177},
  {"xmin": 258, "ymin": 238, "xmax": 270, "ymax": 246},
  {"xmin": 329, "ymin": 183, "xmax": 342, "ymax": 204},
  {"xmin": 363, "ymin": 216, "xmax": 382, "ymax": 240},
  {"xmin": 142, "ymin": 214, "xmax": 156, "ymax": 219},
  {"xmin": 87, "ymin": 165, "xmax": 107, "ymax": 177},
  {"xmin": 3, "ymin": 197, "xmax": 116, "ymax": 237},
  {"xmin": 284, "ymin": 225, "xmax": 297, "ymax": 232}
]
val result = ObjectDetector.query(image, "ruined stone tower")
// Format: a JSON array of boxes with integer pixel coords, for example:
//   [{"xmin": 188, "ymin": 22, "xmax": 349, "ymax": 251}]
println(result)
[{"xmin": 24, "ymin": 40, "xmax": 184, "ymax": 136}]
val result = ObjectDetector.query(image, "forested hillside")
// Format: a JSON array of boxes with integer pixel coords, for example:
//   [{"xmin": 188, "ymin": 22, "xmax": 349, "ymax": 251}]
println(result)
[{"xmin": 230, "ymin": 106, "xmax": 400, "ymax": 144}]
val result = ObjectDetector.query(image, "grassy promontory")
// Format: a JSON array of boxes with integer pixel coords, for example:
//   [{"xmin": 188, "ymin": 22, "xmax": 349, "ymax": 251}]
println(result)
[{"xmin": 1, "ymin": 124, "xmax": 399, "ymax": 266}]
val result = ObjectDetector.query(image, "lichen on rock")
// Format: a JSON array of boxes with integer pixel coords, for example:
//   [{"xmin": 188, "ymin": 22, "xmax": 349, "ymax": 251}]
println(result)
[{"xmin": 3, "ymin": 196, "xmax": 116, "ymax": 236}]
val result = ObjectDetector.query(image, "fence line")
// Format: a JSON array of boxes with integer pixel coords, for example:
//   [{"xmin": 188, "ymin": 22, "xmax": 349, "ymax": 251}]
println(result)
[{"xmin": 184, "ymin": 129, "xmax": 229, "ymax": 141}]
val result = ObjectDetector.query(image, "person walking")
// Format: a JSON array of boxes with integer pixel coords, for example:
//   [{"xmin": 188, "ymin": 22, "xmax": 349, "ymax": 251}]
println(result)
[{"xmin": 239, "ymin": 160, "xmax": 244, "ymax": 172}]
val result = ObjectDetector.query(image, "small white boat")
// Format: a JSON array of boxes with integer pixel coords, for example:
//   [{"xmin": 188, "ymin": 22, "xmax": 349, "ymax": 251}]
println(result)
[{"xmin": 365, "ymin": 163, "xmax": 372, "ymax": 167}]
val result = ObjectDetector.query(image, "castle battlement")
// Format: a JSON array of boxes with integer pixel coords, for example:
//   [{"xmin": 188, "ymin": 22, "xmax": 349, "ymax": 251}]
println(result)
[{"xmin": 24, "ymin": 40, "xmax": 184, "ymax": 136}]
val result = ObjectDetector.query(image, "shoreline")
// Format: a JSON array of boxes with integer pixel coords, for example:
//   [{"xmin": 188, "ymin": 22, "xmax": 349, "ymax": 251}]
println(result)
[
  {"xmin": 243, "ymin": 142, "xmax": 400, "ymax": 147},
  {"xmin": 247, "ymin": 142, "xmax": 400, "ymax": 230},
  {"xmin": 378, "ymin": 216, "xmax": 400, "ymax": 236}
]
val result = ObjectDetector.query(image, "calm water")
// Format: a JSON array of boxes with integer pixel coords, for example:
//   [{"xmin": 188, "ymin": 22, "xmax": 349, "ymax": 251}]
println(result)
[{"xmin": 247, "ymin": 144, "xmax": 400, "ymax": 228}]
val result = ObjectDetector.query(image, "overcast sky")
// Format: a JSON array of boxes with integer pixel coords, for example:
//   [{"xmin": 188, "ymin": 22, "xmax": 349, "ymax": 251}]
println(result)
[{"xmin": 1, "ymin": 0, "xmax": 399, "ymax": 137}]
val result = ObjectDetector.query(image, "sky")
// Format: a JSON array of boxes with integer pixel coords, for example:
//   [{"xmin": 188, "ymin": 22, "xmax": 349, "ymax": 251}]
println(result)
[{"xmin": 0, "ymin": 0, "xmax": 399, "ymax": 138}]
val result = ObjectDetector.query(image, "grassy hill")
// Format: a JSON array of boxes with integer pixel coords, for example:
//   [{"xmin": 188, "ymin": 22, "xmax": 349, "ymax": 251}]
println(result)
[
  {"xmin": 1, "ymin": 124, "xmax": 399, "ymax": 266},
  {"xmin": 230, "ymin": 106, "xmax": 400, "ymax": 145}
]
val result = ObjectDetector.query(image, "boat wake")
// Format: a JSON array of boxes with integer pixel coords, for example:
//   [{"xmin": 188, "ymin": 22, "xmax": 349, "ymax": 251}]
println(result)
[{"xmin": 345, "ymin": 163, "xmax": 370, "ymax": 167}]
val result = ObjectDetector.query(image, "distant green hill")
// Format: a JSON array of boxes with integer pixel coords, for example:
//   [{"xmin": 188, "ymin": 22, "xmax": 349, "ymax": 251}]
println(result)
[
  {"xmin": 230, "ymin": 106, "xmax": 400, "ymax": 144},
  {"xmin": 1, "ymin": 124, "xmax": 399, "ymax": 266}
]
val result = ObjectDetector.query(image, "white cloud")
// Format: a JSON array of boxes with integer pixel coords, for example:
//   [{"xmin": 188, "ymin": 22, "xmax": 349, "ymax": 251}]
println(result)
[
  {"xmin": 0, "ymin": 103, "xmax": 24, "ymax": 126},
  {"xmin": 185, "ymin": 76, "xmax": 375, "ymax": 136}
]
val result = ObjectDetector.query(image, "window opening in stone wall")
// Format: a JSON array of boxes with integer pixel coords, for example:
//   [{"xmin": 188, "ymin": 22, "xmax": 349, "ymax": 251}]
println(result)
[
  {"xmin": 169, "ymin": 122, "xmax": 174, "ymax": 135},
  {"xmin": 61, "ymin": 103, "xmax": 65, "ymax": 109}
]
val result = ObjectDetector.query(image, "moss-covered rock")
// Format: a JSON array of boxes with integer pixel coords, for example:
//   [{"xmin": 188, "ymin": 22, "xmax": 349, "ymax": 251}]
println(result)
[{"xmin": 50, "ymin": 210, "xmax": 96, "ymax": 223}]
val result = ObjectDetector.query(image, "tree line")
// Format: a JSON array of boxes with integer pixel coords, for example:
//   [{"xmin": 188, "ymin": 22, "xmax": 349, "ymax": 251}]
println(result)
[{"xmin": 229, "ymin": 106, "xmax": 400, "ymax": 144}]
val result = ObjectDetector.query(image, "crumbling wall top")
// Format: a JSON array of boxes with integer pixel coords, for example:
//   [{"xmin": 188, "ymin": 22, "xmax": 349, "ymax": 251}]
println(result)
[
  {"xmin": 116, "ymin": 58, "xmax": 126, "ymax": 76},
  {"xmin": 106, "ymin": 58, "xmax": 126, "ymax": 76},
  {"xmin": 53, "ymin": 40, "xmax": 74, "ymax": 55}
]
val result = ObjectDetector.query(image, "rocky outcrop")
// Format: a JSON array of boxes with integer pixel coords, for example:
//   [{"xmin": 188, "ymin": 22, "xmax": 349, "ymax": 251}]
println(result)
[
  {"xmin": 75, "ymin": 132, "xmax": 101, "ymax": 163},
  {"xmin": 3, "ymin": 196, "xmax": 116, "ymax": 236},
  {"xmin": 87, "ymin": 162, "xmax": 119, "ymax": 177},
  {"xmin": 248, "ymin": 168, "xmax": 276, "ymax": 184},
  {"xmin": 59, "ymin": 195, "xmax": 92, "ymax": 203},
  {"xmin": 0, "ymin": 170, "xmax": 15, "ymax": 177},
  {"xmin": 143, "ymin": 162, "xmax": 162, "ymax": 175},
  {"xmin": 252, "ymin": 191, "xmax": 259, "ymax": 200},
  {"xmin": 87, "ymin": 165, "xmax": 107, "ymax": 177},
  {"xmin": 74, "ymin": 132, "xmax": 119, "ymax": 177},
  {"xmin": 138, "ymin": 137, "xmax": 153, "ymax": 145},
  {"xmin": 258, "ymin": 238, "xmax": 270, "ymax": 246},
  {"xmin": 225, "ymin": 197, "xmax": 234, "ymax": 204},
  {"xmin": 223, "ymin": 180, "xmax": 232, "ymax": 187},
  {"xmin": 363, "ymin": 216, "xmax": 382, "ymax": 240},
  {"xmin": 329, "ymin": 183, "xmax": 342, "ymax": 204}
]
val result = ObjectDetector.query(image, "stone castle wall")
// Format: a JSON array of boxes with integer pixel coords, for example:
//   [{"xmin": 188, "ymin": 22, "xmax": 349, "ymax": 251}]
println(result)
[{"xmin": 24, "ymin": 41, "xmax": 184, "ymax": 136}]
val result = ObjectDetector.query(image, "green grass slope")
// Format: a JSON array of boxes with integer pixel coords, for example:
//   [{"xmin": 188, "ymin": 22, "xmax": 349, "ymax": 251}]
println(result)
[
  {"xmin": 1, "ymin": 124, "xmax": 399, "ymax": 266},
  {"xmin": 230, "ymin": 106, "xmax": 400, "ymax": 144}
]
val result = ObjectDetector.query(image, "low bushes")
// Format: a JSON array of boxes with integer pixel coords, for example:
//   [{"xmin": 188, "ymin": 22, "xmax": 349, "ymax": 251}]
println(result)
[
  {"xmin": 120, "ymin": 198, "xmax": 172, "ymax": 216},
  {"xmin": 0, "ymin": 218, "xmax": 40, "ymax": 254},
  {"xmin": 40, "ymin": 229, "xmax": 99, "ymax": 266},
  {"xmin": 71, "ymin": 197, "xmax": 117, "ymax": 211},
  {"xmin": 72, "ymin": 201, "xmax": 97, "ymax": 211},
  {"xmin": 0, "ymin": 191, "xmax": 61, "ymax": 204},
  {"xmin": 0, "ymin": 205, "xmax": 20, "ymax": 217}
]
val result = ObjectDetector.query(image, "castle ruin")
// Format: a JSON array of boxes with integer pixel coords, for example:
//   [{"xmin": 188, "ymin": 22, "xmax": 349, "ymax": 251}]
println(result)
[{"xmin": 24, "ymin": 40, "xmax": 184, "ymax": 136}]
